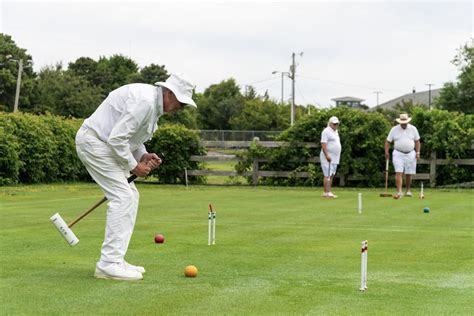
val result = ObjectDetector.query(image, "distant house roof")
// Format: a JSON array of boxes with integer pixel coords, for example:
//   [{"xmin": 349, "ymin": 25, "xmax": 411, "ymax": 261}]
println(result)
[
  {"xmin": 372, "ymin": 89, "xmax": 441, "ymax": 110},
  {"xmin": 331, "ymin": 96, "xmax": 365, "ymax": 102}
]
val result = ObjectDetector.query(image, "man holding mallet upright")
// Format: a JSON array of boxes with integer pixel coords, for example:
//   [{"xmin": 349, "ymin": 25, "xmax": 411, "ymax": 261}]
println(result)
[
  {"xmin": 385, "ymin": 113, "xmax": 421, "ymax": 199},
  {"xmin": 75, "ymin": 74, "xmax": 197, "ymax": 281}
]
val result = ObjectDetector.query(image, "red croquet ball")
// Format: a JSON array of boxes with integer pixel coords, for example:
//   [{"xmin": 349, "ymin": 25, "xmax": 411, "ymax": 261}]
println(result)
[{"xmin": 154, "ymin": 234, "xmax": 165, "ymax": 243}]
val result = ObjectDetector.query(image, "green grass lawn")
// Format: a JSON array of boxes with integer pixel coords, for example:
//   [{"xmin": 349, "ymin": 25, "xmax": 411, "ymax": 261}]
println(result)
[{"xmin": 0, "ymin": 184, "xmax": 473, "ymax": 315}]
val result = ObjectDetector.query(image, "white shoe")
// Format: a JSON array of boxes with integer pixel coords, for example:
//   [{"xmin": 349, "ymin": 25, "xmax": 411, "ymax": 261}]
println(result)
[
  {"xmin": 94, "ymin": 262, "xmax": 143, "ymax": 281},
  {"xmin": 322, "ymin": 192, "xmax": 328, "ymax": 198},
  {"xmin": 327, "ymin": 192, "xmax": 338, "ymax": 198},
  {"xmin": 124, "ymin": 261, "xmax": 146, "ymax": 274},
  {"xmin": 405, "ymin": 191, "xmax": 413, "ymax": 197}
]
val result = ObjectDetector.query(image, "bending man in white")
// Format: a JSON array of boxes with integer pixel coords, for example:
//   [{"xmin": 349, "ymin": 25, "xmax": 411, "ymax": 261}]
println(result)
[{"xmin": 76, "ymin": 74, "xmax": 197, "ymax": 280}]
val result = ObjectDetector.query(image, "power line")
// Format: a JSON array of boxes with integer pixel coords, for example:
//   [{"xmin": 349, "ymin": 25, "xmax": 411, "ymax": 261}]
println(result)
[
  {"xmin": 297, "ymin": 74, "xmax": 406, "ymax": 93},
  {"xmin": 244, "ymin": 76, "xmax": 280, "ymax": 86},
  {"xmin": 294, "ymin": 82, "xmax": 309, "ymax": 106}
]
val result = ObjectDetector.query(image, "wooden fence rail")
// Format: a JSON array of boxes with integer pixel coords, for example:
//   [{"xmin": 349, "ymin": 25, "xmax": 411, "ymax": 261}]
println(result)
[{"xmin": 186, "ymin": 141, "xmax": 474, "ymax": 187}]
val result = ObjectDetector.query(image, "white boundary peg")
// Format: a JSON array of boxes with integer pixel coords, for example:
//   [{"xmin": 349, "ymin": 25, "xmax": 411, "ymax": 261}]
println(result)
[
  {"xmin": 360, "ymin": 240, "xmax": 368, "ymax": 291},
  {"xmin": 358, "ymin": 193, "xmax": 362, "ymax": 214},
  {"xmin": 208, "ymin": 204, "xmax": 216, "ymax": 245}
]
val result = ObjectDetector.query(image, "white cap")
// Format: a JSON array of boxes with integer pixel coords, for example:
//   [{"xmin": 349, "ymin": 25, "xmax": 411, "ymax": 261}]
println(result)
[
  {"xmin": 155, "ymin": 73, "xmax": 197, "ymax": 107},
  {"xmin": 329, "ymin": 116, "xmax": 340, "ymax": 124}
]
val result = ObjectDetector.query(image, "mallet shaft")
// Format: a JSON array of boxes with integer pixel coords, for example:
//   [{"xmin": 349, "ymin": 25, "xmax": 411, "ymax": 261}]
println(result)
[{"xmin": 68, "ymin": 174, "xmax": 137, "ymax": 228}]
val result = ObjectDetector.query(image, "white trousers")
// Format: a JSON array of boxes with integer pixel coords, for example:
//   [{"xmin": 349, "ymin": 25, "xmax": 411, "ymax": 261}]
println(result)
[{"xmin": 75, "ymin": 126, "xmax": 139, "ymax": 264}]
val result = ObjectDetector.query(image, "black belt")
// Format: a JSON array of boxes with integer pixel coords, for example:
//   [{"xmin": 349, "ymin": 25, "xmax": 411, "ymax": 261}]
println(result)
[{"xmin": 395, "ymin": 149, "xmax": 413, "ymax": 154}]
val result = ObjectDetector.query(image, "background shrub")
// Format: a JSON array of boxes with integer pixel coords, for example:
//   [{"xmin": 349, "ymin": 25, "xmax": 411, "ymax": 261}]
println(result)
[
  {"xmin": 145, "ymin": 124, "xmax": 206, "ymax": 184},
  {"xmin": 237, "ymin": 107, "xmax": 472, "ymax": 187},
  {"xmin": 0, "ymin": 126, "xmax": 20, "ymax": 185}
]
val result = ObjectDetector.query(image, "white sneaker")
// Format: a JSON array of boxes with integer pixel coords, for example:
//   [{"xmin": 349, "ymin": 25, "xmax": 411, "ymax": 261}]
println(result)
[
  {"xmin": 327, "ymin": 192, "xmax": 338, "ymax": 198},
  {"xmin": 405, "ymin": 191, "xmax": 413, "ymax": 197},
  {"xmin": 124, "ymin": 261, "xmax": 146, "ymax": 274},
  {"xmin": 94, "ymin": 262, "xmax": 143, "ymax": 281}
]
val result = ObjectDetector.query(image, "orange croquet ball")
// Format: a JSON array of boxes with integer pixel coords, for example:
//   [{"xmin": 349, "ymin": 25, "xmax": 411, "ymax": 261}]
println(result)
[{"xmin": 184, "ymin": 265, "xmax": 198, "ymax": 278}]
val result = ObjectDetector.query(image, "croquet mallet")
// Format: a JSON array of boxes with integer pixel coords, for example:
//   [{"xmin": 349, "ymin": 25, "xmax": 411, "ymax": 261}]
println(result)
[
  {"xmin": 50, "ymin": 174, "xmax": 137, "ymax": 246},
  {"xmin": 380, "ymin": 159, "xmax": 392, "ymax": 197},
  {"xmin": 50, "ymin": 153, "xmax": 164, "ymax": 246}
]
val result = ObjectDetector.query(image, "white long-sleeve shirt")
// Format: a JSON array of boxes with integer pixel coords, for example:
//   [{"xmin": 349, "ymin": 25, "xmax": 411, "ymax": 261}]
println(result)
[{"xmin": 83, "ymin": 84, "xmax": 163, "ymax": 171}]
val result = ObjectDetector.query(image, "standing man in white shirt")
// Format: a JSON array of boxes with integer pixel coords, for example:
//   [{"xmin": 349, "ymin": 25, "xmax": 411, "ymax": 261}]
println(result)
[
  {"xmin": 75, "ymin": 74, "xmax": 197, "ymax": 281},
  {"xmin": 320, "ymin": 116, "xmax": 342, "ymax": 198},
  {"xmin": 385, "ymin": 113, "xmax": 421, "ymax": 199}
]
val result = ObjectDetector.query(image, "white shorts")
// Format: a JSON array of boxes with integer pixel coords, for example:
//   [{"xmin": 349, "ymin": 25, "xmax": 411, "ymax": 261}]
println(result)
[
  {"xmin": 321, "ymin": 161, "xmax": 337, "ymax": 177},
  {"xmin": 392, "ymin": 150, "xmax": 416, "ymax": 174}
]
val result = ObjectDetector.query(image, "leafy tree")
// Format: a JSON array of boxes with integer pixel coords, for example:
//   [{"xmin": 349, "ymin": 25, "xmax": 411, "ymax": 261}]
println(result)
[
  {"xmin": 128, "ymin": 63, "xmax": 168, "ymax": 84},
  {"xmin": 375, "ymin": 100, "xmax": 428, "ymax": 122},
  {"xmin": 67, "ymin": 57, "xmax": 99, "ymax": 86},
  {"xmin": 230, "ymin": 98, "xmax": 289, "ymax": 130},
  {"xmin": 196, "ymin": 79, "xmax": 244, "ymax": 129},
  {"xmin": 93, "ymin": 54, "xmax": 139, "ymax": 94},
  {"xmin": 243, "ymin": 85, "xmax": 258, "ymax": 100},
  {"xmin": 35, "ymin": 64, "xmax": 103, "ymax": 117},
  {"xmin": 436, "ymin": 42, "xmax": 474, "ymax": 114},
  {"xmin": 0, "ymin": 33, "xmax": 36, "ymax": 112},
  {"xmin": 159, "ymin": 107, "xmax": 198, "ymax": 129}
]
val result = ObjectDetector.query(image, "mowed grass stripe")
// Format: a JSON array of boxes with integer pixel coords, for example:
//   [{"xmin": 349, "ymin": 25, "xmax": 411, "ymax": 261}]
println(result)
[{"xmin": 0, "ymin": 184, "xmax": 472, "ymax": 315}]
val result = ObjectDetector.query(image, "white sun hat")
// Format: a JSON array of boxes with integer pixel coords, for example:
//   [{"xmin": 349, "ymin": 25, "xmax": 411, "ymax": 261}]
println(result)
[
  {"xmin": 155, "ymin": 73, "xmax": 197, "ymax": 107},
  {"xmin": 396, "ymin": 113, "xmax": 411, "ymax": 124},
  {"xmin": 329, "ymin": 116, "xmax": 340, "ymax": 124}
]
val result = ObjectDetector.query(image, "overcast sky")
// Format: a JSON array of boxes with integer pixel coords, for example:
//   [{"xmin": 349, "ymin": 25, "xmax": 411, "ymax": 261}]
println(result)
[{"xmin": 1, "ymin": 0, "xmax": 472, "ymax": 107}]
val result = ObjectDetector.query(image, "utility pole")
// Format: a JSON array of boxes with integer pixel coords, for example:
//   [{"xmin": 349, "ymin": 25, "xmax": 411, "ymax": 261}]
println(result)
[
  {"xmin": 290, "ymin": 52, "xmax": 303, "ymax": 126},
  {"xmin": 280, "ymin": 72, "xmax": 284, "ymax": 105},
  {"xmin": 13, "ymin": 59, "xmax": 23, "ymax": 113},
  {"xmin": 271, "ymin": 71, "xmax": 290, "ymax": 105},
  {"xmin": 5, "ymin": 55, "xmax": 24, "ymax": 113},
  {"xmin": 373, "ymin": 91, "xmax": 382, "ymax": 106},
  {"xmin": 425, "ymin": 83, "xmax": 434, "ymax": 110}
]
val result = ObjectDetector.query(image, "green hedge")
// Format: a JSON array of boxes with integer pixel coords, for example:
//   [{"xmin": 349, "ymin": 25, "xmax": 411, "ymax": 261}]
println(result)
[
  {"xmin": 236, "ymin": 107, "xmax": 473, "ymax": 187},
  {"xmin": 1, "ymin": 109, "xmax": 471, "ymax": 187},
  {"xmin": 0, "ymin": 126, "xmax": 20, "ymax": 185},
  {"xmin": 0, "ymin": 113, "xmax": 206, "ymax": 185},
  {"xmin": 411, "ymin": 108, "xmax": 474, "ymax": 185},
  {"xmin": 0, "ymin": 112, "xmax": 88, "ymax": 184},
  {"xmin": 145, "ymin": 124, "xmax": 206, "ymax": 184}
]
